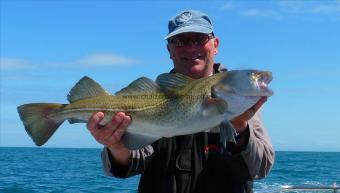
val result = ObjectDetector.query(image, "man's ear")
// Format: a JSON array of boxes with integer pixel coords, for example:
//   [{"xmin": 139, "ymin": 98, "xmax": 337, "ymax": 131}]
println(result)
[{"xmin": 213, "ymin": 37, "xmax": 220, "ymax": 55}]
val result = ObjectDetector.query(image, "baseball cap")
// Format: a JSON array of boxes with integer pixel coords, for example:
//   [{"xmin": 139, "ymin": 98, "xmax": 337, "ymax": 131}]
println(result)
[{"xmin": 164, "ymin": 10, "xmax": 214, "ymax": 40}]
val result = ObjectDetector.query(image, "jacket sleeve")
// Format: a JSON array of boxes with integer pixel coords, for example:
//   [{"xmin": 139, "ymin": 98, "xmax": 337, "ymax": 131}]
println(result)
[
  {"xmin": 101, "ymin": 145, "xmax": 155, "ymax": 178},
  {"xmin": 241, "ymin": 109, "xmax": 275, "ymax": 180}
]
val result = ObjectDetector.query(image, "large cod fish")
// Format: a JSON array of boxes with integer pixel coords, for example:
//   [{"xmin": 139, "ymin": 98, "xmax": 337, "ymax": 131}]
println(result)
[{"xmin": 17, "ymin": 70, "xmax": 273, "ymax": 149}]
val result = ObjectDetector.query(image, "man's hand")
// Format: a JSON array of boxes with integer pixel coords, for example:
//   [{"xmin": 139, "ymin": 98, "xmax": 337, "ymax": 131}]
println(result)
[
  {"xmin": 87, "ymin": 112, "xmax": 132, "ymax": 165},
  {"xmin": 231, "ymin": 96, "xmax": 267, "ymax": 133}
]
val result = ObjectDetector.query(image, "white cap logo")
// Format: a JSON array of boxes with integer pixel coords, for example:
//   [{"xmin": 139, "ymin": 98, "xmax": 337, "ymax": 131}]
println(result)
[{"xmin": 175, "ymin": 11, "xmax": 192, "ymax": 24}]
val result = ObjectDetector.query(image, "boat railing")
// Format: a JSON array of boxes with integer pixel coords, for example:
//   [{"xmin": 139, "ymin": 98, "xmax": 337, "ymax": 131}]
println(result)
[
  {"xmin": 261, "ymin": 183, "xmax": 339, "ymax": 193},
  {"xmin": 279, "ymin": 183, "xmax": 339, "ymax": 193}
]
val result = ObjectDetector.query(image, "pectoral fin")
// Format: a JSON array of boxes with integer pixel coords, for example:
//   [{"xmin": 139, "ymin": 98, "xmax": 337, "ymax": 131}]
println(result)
[
  {"xmin": 202, "ymin": 98, "xmax": 229, "ymax": 116},
  {"xmin": 122, "ymin": 132, "xmax": 161, "ymax": 150}
]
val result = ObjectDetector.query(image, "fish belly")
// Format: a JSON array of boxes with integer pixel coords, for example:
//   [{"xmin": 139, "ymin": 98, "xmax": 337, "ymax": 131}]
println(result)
[{"xmin": 127, "ymin": 111, "xmax": 226, "ymax": 138}]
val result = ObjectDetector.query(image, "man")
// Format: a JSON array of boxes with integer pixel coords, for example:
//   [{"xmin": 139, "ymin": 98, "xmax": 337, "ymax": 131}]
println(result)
[{"xmin": 87, "ymin": 10, "xmax": 274, "ymax": 193}]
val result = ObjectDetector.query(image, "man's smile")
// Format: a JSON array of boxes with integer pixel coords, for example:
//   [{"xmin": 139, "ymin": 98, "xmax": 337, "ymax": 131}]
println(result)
[{"xmin": 182, "ymin": 54, "xmax": 203, "ymax": 61}]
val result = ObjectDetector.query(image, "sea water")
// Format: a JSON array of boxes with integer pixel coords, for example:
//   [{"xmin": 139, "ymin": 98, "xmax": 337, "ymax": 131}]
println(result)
[{"xmin": 0, "ymin": 147, "xmax": 339, "ymax": 193}]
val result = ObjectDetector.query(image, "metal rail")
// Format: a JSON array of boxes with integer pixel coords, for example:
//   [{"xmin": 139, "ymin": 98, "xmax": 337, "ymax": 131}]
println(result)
[{"xmin": 280, "ymin": 184, "xmax": 339, "ymax": 193}]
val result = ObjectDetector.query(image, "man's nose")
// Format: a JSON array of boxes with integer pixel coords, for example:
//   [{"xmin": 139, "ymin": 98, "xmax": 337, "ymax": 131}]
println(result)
[{"xmin": 183, "ymin": 44, "xmax": 200, "ymax": 52}]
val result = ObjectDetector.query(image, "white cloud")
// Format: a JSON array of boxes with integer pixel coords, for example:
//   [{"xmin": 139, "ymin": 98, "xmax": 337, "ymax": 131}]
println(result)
[
  {"xmin": 220, "ymin": 2, "xmax": 234, "ymax": 11},
  {"xmin": 240, "ymin": 9, "xmax": 281, "ymax": 19},
  {"xmin": 278, "ymin": 0, "xmax": 340, "ymax": 14},
  {"xmin": 0, "ymin": 53, "xmax": 139, "ymax": 70},
  {"xmin": 74, "ymin": 53, "xmax": 138, "ymax": 66},
  {"xmin": 295, "ymin": 67, "xmax": 340, "ymax": 77},
  {"xmin": 0, "ymin": 58, "xmax": 35, "ymax": 69},
  {"xmin": 239, "ymin": 1, "xmax": 340, "ymax": 20}
]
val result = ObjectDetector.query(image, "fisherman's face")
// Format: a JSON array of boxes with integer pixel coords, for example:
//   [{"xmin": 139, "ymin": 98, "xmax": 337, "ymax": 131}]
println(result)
[{"xmin": 167, "ymin": 32, "xmax": 219, "ymax": 79}]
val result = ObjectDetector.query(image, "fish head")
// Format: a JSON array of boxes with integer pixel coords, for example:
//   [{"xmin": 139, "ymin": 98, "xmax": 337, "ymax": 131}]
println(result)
[
  {"xmin": 212, "ymin": 70, "xmax": 273, "ymax": 119},
  {"xmin": 213, "ymin": 70, "xmax": 273, "ymax": 97}
]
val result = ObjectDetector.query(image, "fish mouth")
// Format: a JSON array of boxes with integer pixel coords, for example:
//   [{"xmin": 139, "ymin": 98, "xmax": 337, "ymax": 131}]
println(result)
[
  {"xmin": 259, "ymin": 72, "xmax": 273, "ymax": 93},
  {"xmin": 238, "ymin": 70, "xmax": 274, "ymax": 96},
  {"xmin": 261, "ymin": 71, "xmax": 273, "ymax": 84},
  {"xmin": 251, "ymin": 71, "xmax": 273, "ymax": 95},
  {"xmin": 260, "ymin": 87, "xmax": 274, "ymax": 96},
  {"xmin": 257, "ymin": 71, "xmax": 273, "ymax": 96}
]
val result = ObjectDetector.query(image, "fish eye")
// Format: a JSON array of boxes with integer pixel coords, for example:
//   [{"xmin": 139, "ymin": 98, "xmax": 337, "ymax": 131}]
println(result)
[{"xmin": 250, "ymin": 72, "xmax": 261, "ymax": 82}]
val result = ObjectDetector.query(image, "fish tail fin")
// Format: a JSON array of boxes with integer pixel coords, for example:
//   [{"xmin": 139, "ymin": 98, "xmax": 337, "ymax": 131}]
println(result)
[{"xmin": 17, "ymin": 103, "xmax": 66, "ymax": 146}]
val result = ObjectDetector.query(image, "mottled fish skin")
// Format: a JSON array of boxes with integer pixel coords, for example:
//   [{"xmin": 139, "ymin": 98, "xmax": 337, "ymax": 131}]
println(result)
[{"xmin": 60, "ymin": 72, "xmax": 228, "ymax": 131}]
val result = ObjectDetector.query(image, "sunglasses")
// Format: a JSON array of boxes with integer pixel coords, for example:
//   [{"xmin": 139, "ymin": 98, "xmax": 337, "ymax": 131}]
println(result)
[{"xmin": 168, "ymin": 34, "xmax": 214, "ymax": 47}]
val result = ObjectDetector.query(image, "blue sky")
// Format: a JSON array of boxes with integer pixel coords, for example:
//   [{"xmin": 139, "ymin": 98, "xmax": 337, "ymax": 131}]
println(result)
[{"xmin": 1, "ymin": 1, "xmax": 339, "ymax": 151}]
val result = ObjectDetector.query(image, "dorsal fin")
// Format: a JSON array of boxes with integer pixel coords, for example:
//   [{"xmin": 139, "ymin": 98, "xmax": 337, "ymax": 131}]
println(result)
[
  {"xmin": 67, "ymin": 76, "xmax": 109, "ymax": 102},
  {"xmin": 115, "ymin": 77, "xmax": 159, "ymax": 95},
  {"xmin": 156, "ymin": 73, "xmax": 194, "ymax": 92}
]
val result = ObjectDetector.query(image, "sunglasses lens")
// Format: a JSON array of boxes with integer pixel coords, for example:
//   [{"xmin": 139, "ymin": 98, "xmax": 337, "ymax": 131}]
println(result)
[{"xmin": 170, "ymin": 34, "xmax": 213, "ymax": 47}]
